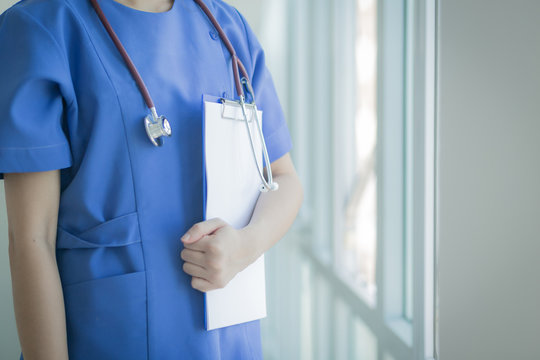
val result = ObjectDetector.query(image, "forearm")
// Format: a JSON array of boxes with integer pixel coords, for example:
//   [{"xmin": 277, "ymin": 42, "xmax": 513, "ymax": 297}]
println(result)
[
  {"xmin": 181, "ymin": 154, "xmax": 303, "ymax": 291},
  {"xmin": 242, "ymin": 170, "xmax": 303, "ymax": 263},
  {"xmin": 9, "ymin": 237, "xmax": 68, "ymax": 360}
]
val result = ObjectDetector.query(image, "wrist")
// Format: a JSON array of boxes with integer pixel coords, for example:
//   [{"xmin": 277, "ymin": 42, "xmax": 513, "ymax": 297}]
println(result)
[{"xmin": 239, "ymin": 224, "xmax": 265, "ymax": 265}]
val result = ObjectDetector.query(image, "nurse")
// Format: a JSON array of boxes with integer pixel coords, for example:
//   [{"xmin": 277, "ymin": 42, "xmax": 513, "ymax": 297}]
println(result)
[{"xmin": 0, "ymin": 0, "xmax": 303, "ymax": 359}]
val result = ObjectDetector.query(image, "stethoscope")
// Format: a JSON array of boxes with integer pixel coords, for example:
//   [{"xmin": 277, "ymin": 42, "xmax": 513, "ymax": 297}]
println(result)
[{"xmin": 89, "ymin": 0, "xmax": 278, "ymax": 192}]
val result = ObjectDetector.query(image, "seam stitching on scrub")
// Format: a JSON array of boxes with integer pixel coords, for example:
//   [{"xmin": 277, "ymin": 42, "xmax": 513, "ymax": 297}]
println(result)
[
  {"xmin": 258, "ymin": 122, "xmax": 293, "ymax": 164},
  {"xmin": 65, "ymin": 210, "xmax": 138, "ymax": 235},
  {"xmin": 0, "ymin": 142, "xmax": 69, "ymax": 151},
  {"xmin": 233, "ymin": 6, "xmax": 256, "ymax": 98},
  {"xmin": 235, "ymin": 6, "xmax": 295, "ymax": 161},
  {"xmin": 13, "ymin": 6, "xmax": 76, "ymax": 108},
  {"xmin": 233, "ymin": 5, "xmax": 257, "ymax": 98},
  {"xmin": 61, "ymin": 1, "xmax": 151, "ymax": 358},
  {"xmin": 229, "ymin": 9, "xmax": 293, "ymax": 163},
  {"xmin": 263, "ymin": 122, "xmax": 290, "ymax": 143},
  {"xmin": 197, "ymin": 0, "xmax": 235, "ymax": 97},
  {"xmin": 234, "ymin": 7, "xmax": 254, "ymax": 72}
]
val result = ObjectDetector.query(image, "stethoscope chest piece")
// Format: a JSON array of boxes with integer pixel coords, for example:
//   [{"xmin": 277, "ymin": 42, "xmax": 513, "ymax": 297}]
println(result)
[
  {"xmin": 90, "ymin": 0, "xmax": 276, "ymax": 190},
  {"xmin": 145, "ymin": 108, "xmax": 172, "ymax": 147}
]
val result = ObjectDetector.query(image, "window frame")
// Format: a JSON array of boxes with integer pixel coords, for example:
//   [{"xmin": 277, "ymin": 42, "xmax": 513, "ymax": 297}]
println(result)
[
  {"xmin": 259, "ymin": 0, "xmax": 438, "ymax": 358},
  {"xmin": 328, "ymin": 0, "xmax": 438, "ymax": 359}
]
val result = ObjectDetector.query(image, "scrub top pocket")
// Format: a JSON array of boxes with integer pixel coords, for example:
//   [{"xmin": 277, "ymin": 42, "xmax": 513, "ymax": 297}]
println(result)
[
  {"xmin": 54, "ymin": 211, "xmax": 148, "ymax": 360},
  {"xmin": 62, "ymin": 271, "xmax": 148, "ymax": 360},
  {"xmin": 55, "ymin": 211, "xmax": 146, "ymax": 286}
]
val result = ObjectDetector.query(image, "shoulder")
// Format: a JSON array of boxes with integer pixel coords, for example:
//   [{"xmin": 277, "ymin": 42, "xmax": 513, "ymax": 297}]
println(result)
[
  {"xmin": 0, "ymin": 0, "xmax": 79, "ymax": 84},
  {"xmin": 2, "ymin": 0, "xmax": 71, "ymax": 22},
  {"xmin": 206, "ymin": 0, "xmax": 255, "ymax": 44},
  {"xmin": 204, "ymin": 0, "xmax": 263, "ymax": 67},
  {"xmin": 207, "ymin": 0, "xmax": 246, "ymax": 25},
  {"xmin": 0, "ymin": 0, "xmax": 78, "ymax": 45}
]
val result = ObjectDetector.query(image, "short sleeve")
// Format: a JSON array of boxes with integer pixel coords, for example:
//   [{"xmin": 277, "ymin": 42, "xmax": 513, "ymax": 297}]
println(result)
[
  {"xmin": 235, "ymin": 9, "xmax": 293, "ymax": 164},
  {"xmin": 0, "ymin": 7, "xmax": 72, "ymax": 180}
]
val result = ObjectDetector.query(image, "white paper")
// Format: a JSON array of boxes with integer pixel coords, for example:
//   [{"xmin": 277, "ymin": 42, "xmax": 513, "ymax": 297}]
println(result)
[{"xmin": 204, "ymin": 98, "xmax": 267, "ymax": 331}]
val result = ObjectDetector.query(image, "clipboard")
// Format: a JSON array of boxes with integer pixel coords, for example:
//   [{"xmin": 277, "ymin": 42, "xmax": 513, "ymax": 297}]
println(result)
[{"xmin": 202, "ymin": 94, "xmax": 267, "ymax": 331}]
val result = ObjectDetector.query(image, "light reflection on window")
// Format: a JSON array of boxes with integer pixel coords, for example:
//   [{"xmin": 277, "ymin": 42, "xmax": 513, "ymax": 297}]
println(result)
[{"xmin": 344, "ymin": 0, "xmax": 378, "ymax": 299}]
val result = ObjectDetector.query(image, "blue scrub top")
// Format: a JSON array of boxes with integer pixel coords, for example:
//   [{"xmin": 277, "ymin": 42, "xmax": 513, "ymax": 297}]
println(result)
[{"xmin": 0, "ymin": 0, "xmax": 292, "ymax": 358}]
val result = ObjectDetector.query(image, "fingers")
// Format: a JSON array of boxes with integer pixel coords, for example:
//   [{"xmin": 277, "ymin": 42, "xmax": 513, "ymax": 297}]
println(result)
[
  {"xmin": 182, "ymin": 262, "xmax": 207, "ymax": 279},
  {"xmin": 181, "ymin": 218, "xmax": 227, "ymax": 244},
  {"xmin": 180, "ymin": 248, "xmax": 207, "ymax": 268},
  {"xmin": 183, "ymin": 260, "xmax": 227, "ymax": 292},
  {"xmin": 180, "ymin": 219, "xmax": 236, "ymax": 293},
  {"xmin": 183, "ymin": 234, "xmax": 213, "ymax": 252},
  {"xmin": 191, "ymin": 277, "xmax": 214, "ymax": 293},
  {"xmin": 181, "ymin": 237, "xmax": 223, "ymax": 291}
]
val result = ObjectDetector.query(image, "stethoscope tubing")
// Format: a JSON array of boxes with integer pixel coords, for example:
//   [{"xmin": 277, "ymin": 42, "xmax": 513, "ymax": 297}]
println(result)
[
  {"xmin": 89, "ymin": 0, "xmax": 155, "ymax": 110},
  {"xmin": 193, "ymin": 0, "xmax": 249, "ymax": 98},
  {"xmin": 89, "ymin": 0, "xmax": 278, "ymax": 191},
  {"xmin": 91, "ymin": 0, "xmax": 250, "ymax": 106},
  {"xmin": 193, "ymin": 0, "xmax": 277, "ymax": 191},
  {"xmin": 239, "ymin": 95, "xmax": 276, "ymax": 192}
]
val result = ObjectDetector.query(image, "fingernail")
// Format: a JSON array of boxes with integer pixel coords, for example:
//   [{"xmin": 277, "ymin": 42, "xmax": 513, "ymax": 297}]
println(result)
[{"xmin": 181, "ymin": 234, "xmax": 190, "ymax": 242}]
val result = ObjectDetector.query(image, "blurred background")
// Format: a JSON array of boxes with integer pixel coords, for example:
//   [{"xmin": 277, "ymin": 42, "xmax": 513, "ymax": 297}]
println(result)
[{"xmin": 1, "ymin": 0, "xmax": 540, "ymax": 359}]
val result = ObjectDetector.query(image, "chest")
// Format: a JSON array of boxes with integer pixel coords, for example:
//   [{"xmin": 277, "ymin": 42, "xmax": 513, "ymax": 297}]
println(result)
[
  {"xmin": 64, "ymin": 1, "xmax": 240, "ymax": 165},
  {"xmin": 82, "ymin": 10, "xmax": 234, "ymax": 108}
]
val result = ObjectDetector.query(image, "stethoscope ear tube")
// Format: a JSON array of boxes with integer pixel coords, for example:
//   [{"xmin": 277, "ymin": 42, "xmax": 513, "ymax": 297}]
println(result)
[
  {"xmin": 239, "ymin": 78, "xmax": 278, "ymax": 192},
  {"xmin": 194, "ymin": 0, "xmax": 279, "ymax": 192},
  {"xmin": 90, "ymin": 0, "xmax": 279, "ymax": 191}
]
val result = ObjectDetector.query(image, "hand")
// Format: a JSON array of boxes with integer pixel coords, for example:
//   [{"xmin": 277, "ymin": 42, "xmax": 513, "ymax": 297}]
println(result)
[{"xmin": 180, "ymin": 218, "xmax": 256, "ymax": 292}]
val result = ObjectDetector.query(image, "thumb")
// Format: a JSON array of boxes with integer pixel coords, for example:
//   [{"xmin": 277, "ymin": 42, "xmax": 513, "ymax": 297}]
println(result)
[{"xmin": 181, "ymin": 218, "xmax": 227, "ymax": 244}]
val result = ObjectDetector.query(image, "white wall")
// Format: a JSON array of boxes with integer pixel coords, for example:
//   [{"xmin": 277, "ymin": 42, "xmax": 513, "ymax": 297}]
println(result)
[
  {"xmin": 438, "ymin": 1, "xmax": 540, "ymax": 359},
  {"xmin": 0, "ymin": 0, "xmax": 13, "ymax": 13}
]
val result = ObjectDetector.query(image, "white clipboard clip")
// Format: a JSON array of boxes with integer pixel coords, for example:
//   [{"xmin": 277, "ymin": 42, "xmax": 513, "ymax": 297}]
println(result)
[{"xmin": 220, "ymin": 98, "xmax": 256, "ymax": 122}]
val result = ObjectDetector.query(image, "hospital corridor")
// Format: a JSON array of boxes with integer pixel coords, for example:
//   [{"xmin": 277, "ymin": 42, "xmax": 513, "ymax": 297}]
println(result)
[{"xmin": 1, "ymin": 0, "xmax": 539, "ymax": 359}]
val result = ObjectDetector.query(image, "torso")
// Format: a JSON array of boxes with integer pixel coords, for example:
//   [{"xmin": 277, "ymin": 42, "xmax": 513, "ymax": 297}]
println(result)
[{"xmin": 10, "ymin": 0, "xmax": 263, "ymax": 358}]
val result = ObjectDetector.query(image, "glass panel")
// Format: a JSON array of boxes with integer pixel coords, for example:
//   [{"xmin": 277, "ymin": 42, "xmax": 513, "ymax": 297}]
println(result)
[
  {"xmin": 403, "ymin": 0, "xmax": 414, "ymax": 323},
  {"xmin": 353, "ymin": 316, "xmax": 378, "ymax": 360},
  {"xmin": 300, "ymin": 260, "xmax": 313, "ymax": 360},
  {"xmin": 435, "ymin": 241, "xmax": 440, "ymax": 358},
  {"xmin": 403, "ymin": 127, "xmax": 414, "ymax": 324},
  {"xmin": 343, "ymin": 0, "xmax": 378, "ymax": 300},
  {"xmin": 334, "ymin": 299, "xmax": 349, "ymax": 360},
  {"xmin": 314, "ymin": 275, "xmax": 331, "ymax": 360}
]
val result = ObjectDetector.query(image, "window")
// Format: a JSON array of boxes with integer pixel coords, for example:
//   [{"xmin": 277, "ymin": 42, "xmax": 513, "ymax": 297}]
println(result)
[
  {"xmin": 250, "ymin": 0, "xmax": 438, "ymax": 358},
  {"xmin": 339, "ymin": 0, "xmax": 416, "ymax": 326},
  {"xmin": 342, "ymin": 0, "xmax": 378, "ymax": 302},
  {"xmin": 403, "ymin": 0, "xmax": 415, "ymax": 323}
]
